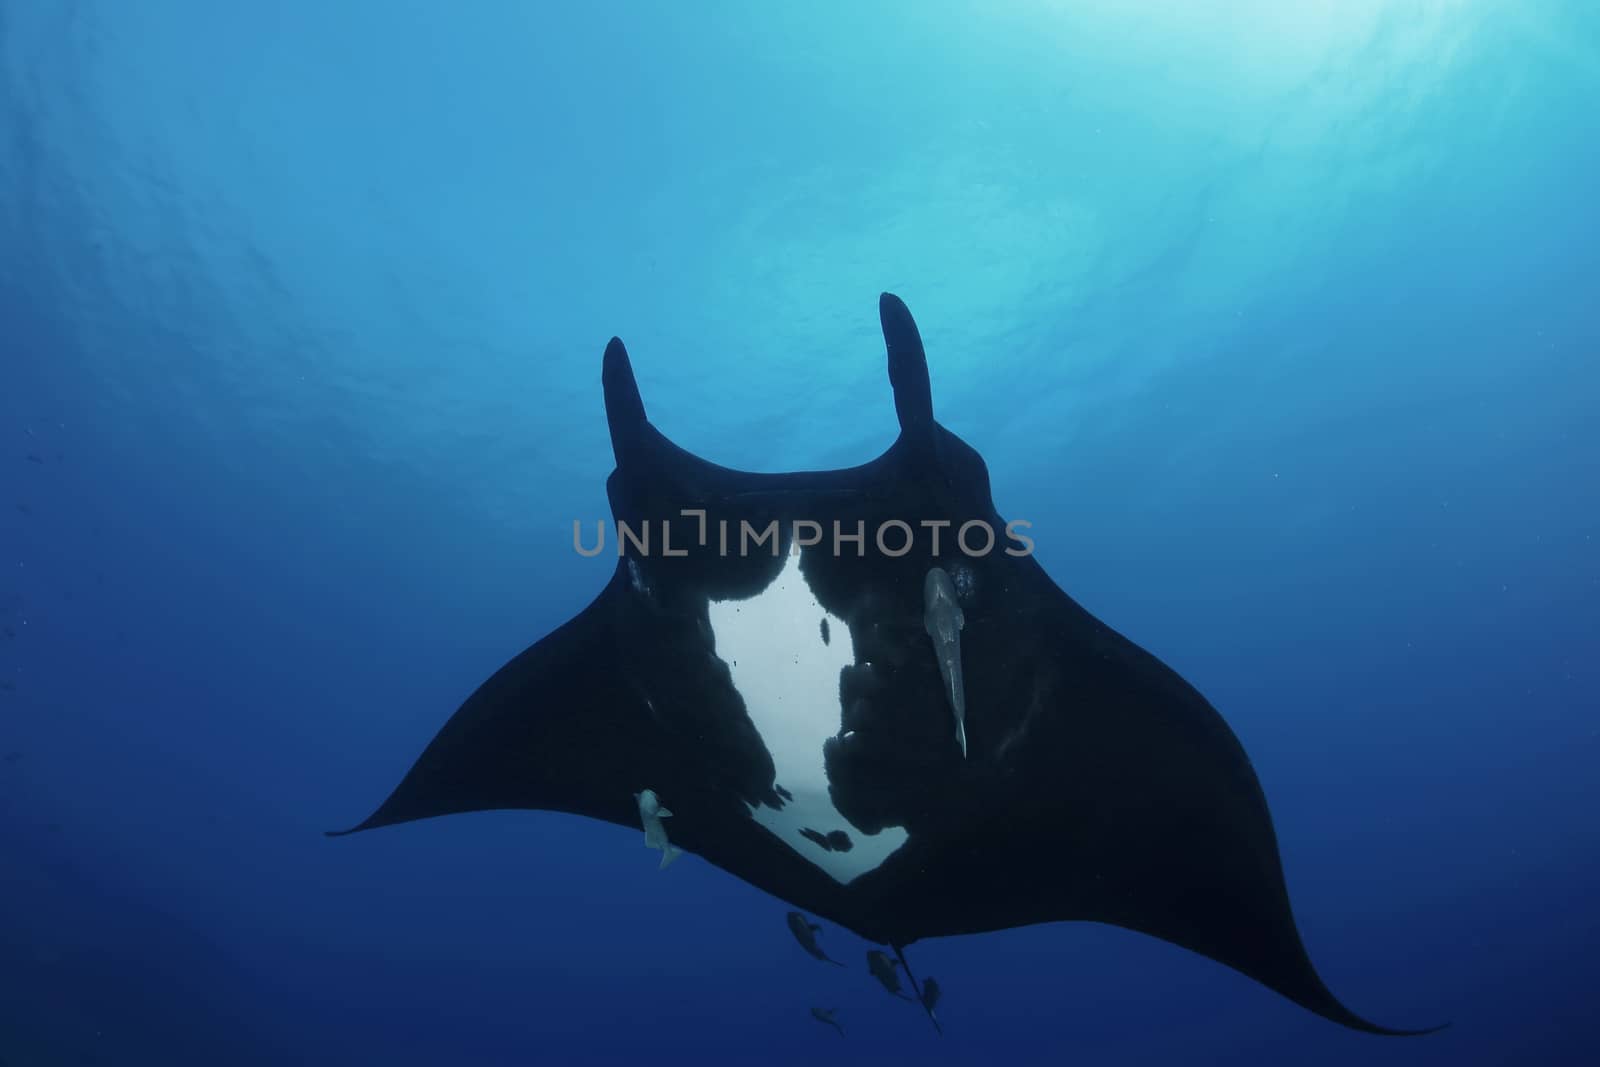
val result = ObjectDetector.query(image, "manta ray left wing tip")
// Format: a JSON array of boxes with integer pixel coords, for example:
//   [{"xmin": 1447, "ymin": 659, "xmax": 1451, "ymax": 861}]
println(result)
[{"xmin": 323, "ymin": 815, "xmax": 381, "ymax": 838}]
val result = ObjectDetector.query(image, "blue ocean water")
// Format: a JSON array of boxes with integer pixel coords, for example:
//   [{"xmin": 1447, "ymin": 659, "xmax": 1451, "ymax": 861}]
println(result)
[{"xmin": 2, "ymin": 1, "xmax": 1597, "ymax": 1063}]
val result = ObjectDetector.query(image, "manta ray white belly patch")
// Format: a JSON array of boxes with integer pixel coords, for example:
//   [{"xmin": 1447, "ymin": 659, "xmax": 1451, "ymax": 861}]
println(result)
[{"xmin": 707, "ymin": 551, "xmax": 909, "ymax": 883}]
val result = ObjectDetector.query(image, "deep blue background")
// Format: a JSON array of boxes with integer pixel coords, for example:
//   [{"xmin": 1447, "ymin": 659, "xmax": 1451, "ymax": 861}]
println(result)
[{"xmin": 2, "ymin": 2, "xmax": 1596, "ymax": 1064}]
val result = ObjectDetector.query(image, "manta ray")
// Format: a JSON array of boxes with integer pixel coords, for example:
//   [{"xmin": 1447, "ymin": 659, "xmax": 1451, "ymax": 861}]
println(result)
[{"xmin": 332, "ymin": 294, "xmax": 1438, "ymax": 1036}]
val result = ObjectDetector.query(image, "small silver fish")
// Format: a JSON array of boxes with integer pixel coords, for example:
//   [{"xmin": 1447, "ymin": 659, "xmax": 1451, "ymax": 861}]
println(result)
[
  {"xmin": 634, "ymin": 788, "xmax": 683, "ymax": 869},
  {"xmin": 810, "ymin": 1006, "xmax": 844, "ymax": 1036},
  {"xmin": 923, "ymin": 567, "xmax": 968, "ymax": 756}
]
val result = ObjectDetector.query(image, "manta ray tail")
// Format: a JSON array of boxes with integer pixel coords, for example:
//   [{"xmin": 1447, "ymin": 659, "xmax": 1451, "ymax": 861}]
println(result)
[{"xmin": 893, "ymin": 944, "xmax": 943, "ymax": 1037}]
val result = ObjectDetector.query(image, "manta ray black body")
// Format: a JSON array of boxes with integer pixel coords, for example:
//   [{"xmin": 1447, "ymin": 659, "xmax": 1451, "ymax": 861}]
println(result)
[{"xmin": 332, "ymin": 294, "xmax": 1437, "ymax": 1036}]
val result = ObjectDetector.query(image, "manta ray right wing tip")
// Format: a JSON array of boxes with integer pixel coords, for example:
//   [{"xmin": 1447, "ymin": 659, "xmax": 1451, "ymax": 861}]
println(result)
[
  {"xmin": 1370, "ymin": 1020, "xmax": 1452, "ymax": 1038},
  {"xmin": 1318, "ymin": 999, "xmax": 1450, "ymax": 1037}
]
